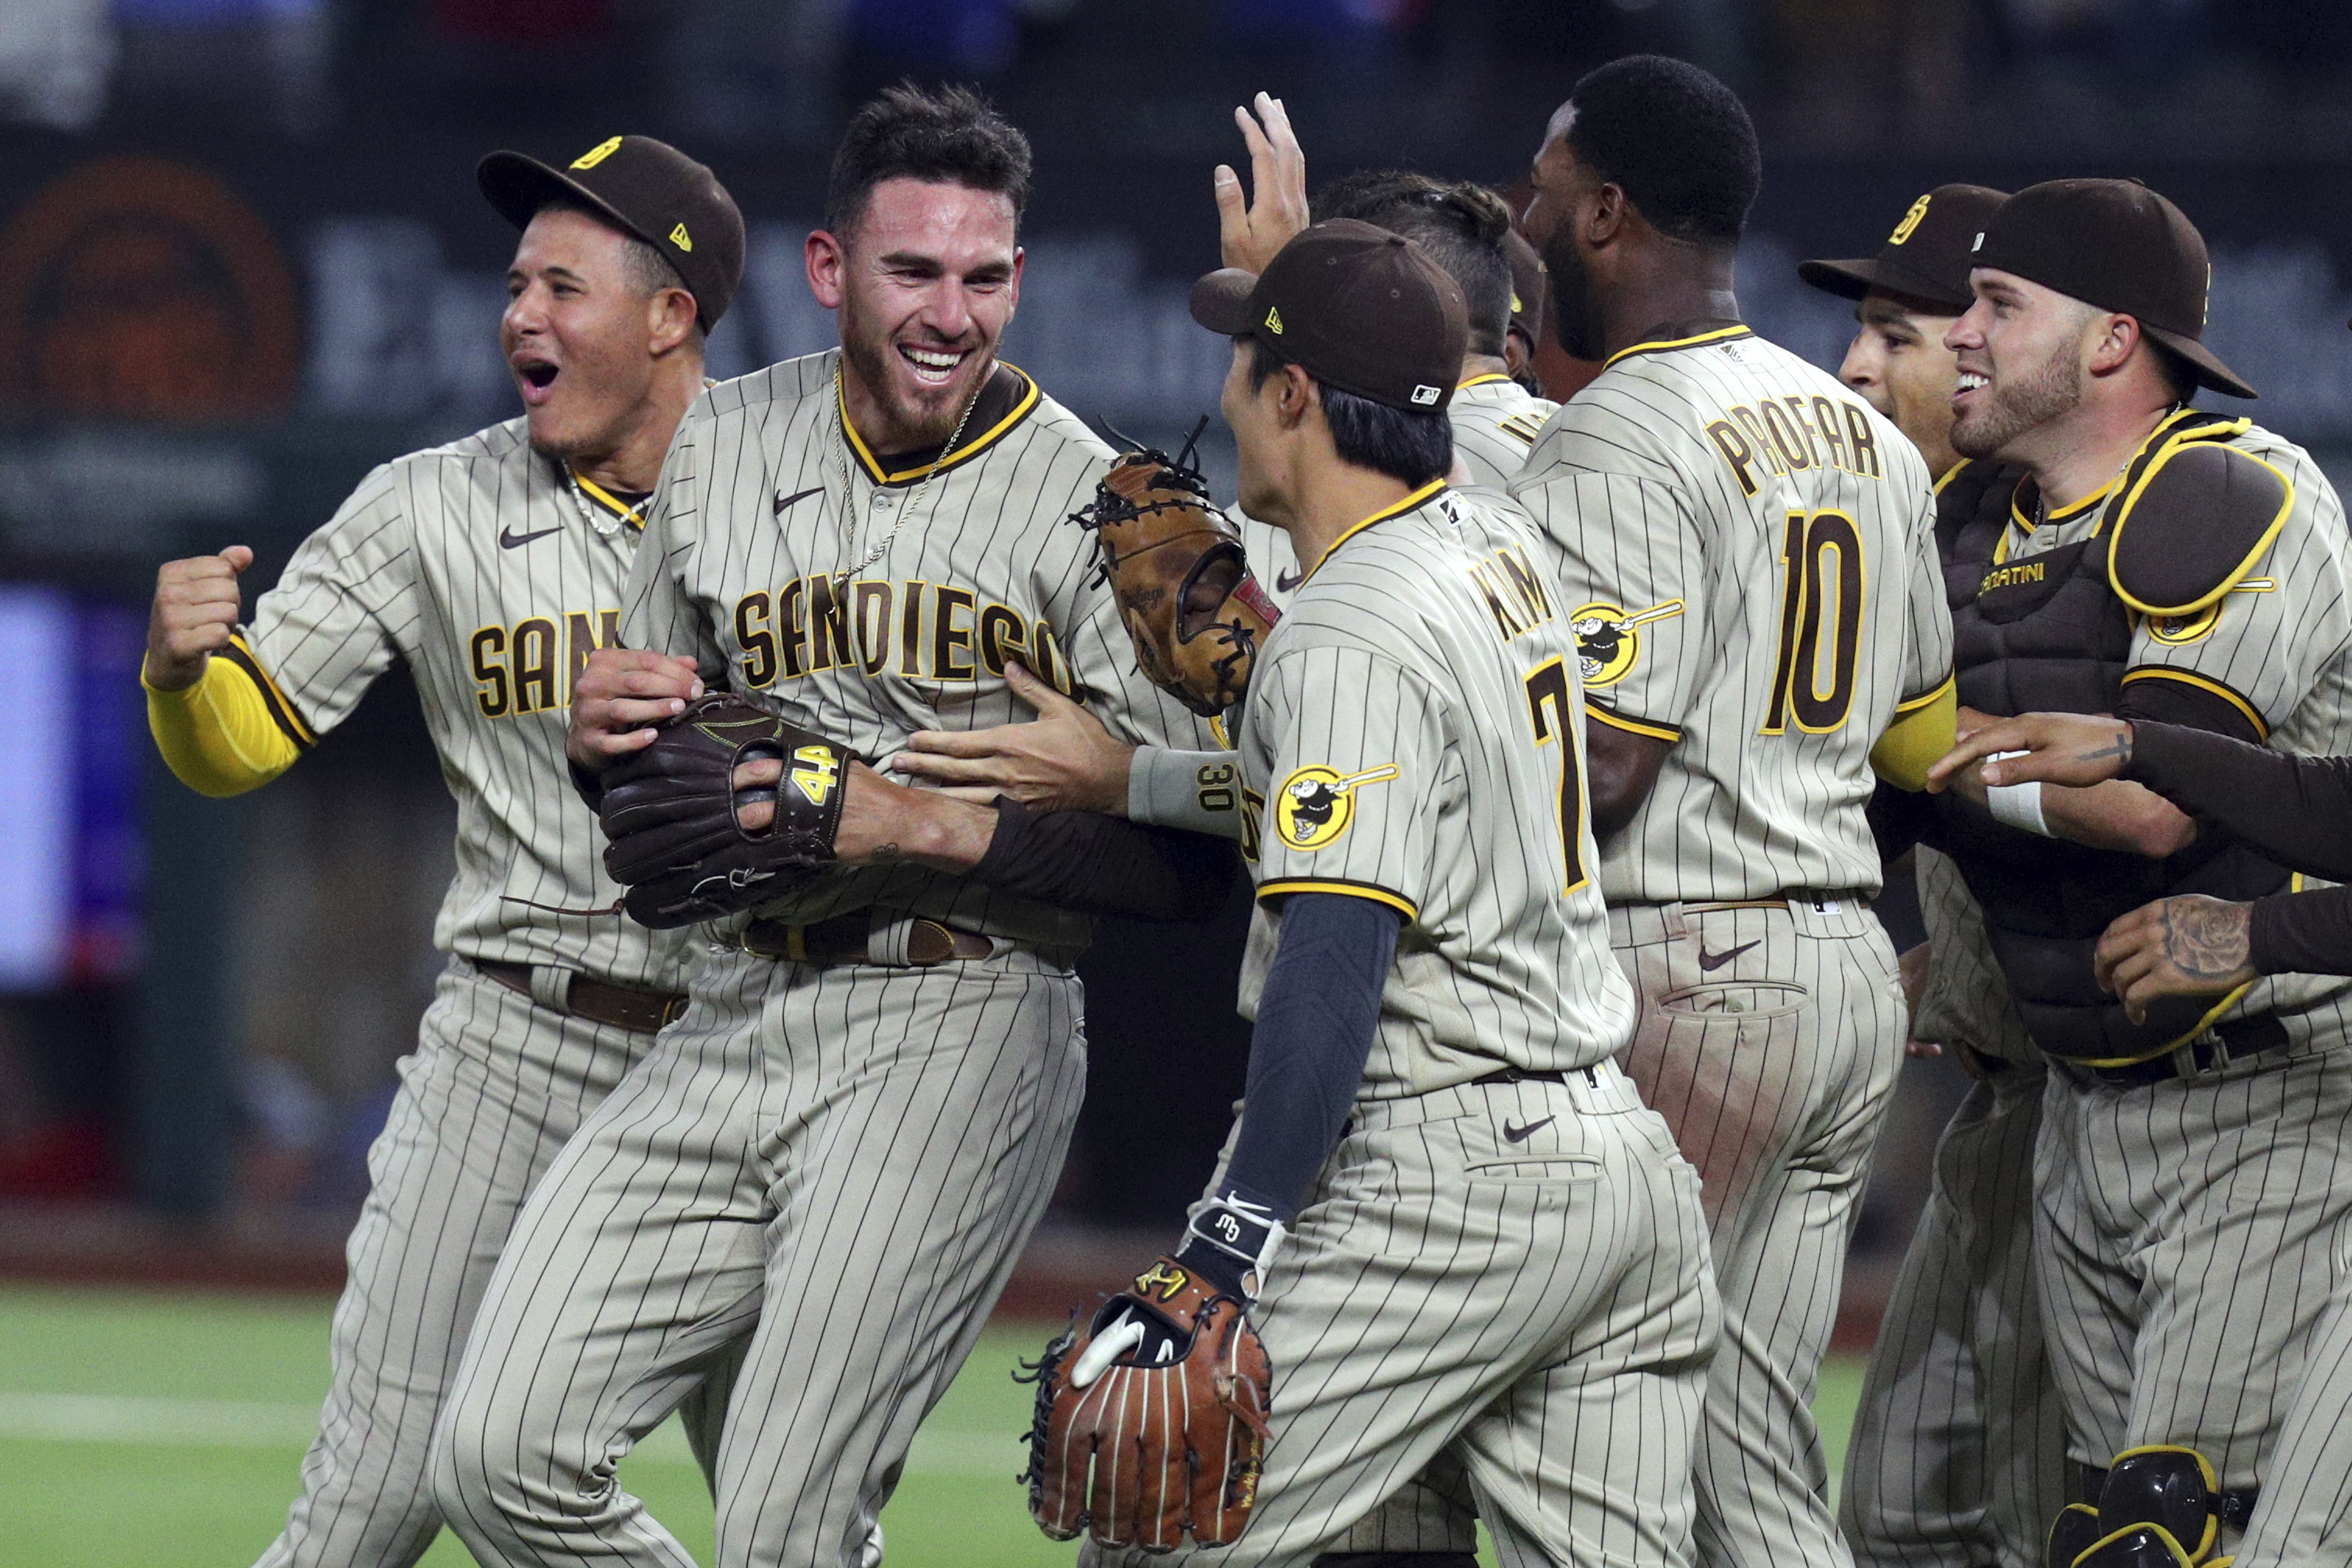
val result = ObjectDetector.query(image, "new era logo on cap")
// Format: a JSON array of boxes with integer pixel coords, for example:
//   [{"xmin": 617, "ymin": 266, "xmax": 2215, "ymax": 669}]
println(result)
[
  {"xmin": 669, "ymin": 222, "xmax": 692, "ymax": 252},
  {"xmin": 1264, "ymin": 306, "xmax": 1283, "ymax": 334},
  {"xmin": 1411, "ymin": 385, "xmax": 1440, "ymax": 406}
]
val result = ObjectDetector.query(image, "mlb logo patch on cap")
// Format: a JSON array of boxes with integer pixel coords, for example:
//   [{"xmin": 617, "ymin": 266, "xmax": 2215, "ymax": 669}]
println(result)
[{"xmin": 1411, "ymin": 384, "xmax": 1440, "ymax": 406}]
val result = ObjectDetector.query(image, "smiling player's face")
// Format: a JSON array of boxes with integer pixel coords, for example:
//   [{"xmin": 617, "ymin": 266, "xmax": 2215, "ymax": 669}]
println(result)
[
  {"xmin": 1840, "ymin": 292, "xmax": 1962, "ymax": 477},
  {"xmin": 502, "ymin": 207, "xmax": 677, "ymax": 463},
  {"xmin": 823, "ymin": 178, "xmax": 1023, "ymax": 453}
]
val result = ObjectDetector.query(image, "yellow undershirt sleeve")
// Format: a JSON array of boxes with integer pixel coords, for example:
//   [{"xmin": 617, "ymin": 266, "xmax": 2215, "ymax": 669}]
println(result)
[
  {"xmin": 1870, "ymin": 675, "xmax": 1959, "ymax": 793},
  {"xmin": 145, "ymin": 654, "xmax": 305, "ymax": 797}
]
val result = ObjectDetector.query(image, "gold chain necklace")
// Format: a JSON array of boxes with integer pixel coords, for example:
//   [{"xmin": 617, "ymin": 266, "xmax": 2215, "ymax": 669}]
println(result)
[{"xmin": 830, "ymin": 365, "xmax": 982, "ymax": 590}]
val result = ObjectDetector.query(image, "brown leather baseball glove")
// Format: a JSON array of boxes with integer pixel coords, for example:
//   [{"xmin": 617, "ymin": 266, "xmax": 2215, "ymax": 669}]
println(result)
[
  {"xmin": 1074, "ymin": 438, "xmax": 1281, "ymax": 717},
  {"xmin": 1021, "ymin": 1255, "xmax": 1272, "ymax": 1551},
  {"xmin": 594, "ymin": 692, "xmax": 858, "ymax": 928}
]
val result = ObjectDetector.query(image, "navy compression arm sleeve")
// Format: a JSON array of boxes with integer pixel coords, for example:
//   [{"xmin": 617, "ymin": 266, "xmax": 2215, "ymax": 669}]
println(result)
[{"xmin": 1218, "ymin": 892, "xmax": 1401, "ymax": 1223}]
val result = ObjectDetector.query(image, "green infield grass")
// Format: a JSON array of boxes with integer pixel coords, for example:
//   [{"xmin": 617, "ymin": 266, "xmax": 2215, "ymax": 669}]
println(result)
[{"xmin": 0, "ymin": 1284, "xmax": 1866, "ymax": 1567}]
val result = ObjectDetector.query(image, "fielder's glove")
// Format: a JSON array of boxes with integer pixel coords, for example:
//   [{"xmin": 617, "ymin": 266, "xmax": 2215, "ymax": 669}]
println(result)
[
  {"xmin": 1021, "ymin": 1194, "xmax": 1281, "ymax": 1550},
  {"xmin": 1073, "ymin": 436, "xmax": 1280, "ymax": 717},
  {"xmin": 594, "ymin": 692, "xmax": 858, "ymax": 928}
]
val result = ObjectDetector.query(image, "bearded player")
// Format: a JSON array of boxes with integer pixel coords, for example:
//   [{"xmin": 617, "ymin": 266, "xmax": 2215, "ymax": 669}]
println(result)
[
  {"xmin": 889, "ymin": 97, "xmax": 1557, "ymax": 834},
  {"xmin": 428, "ymin": 85, "xmax": 1233, "ymax": 1568},
  {"xmin": 143, "ymin": 137, "xmax": 743, "ymax": 1568},
  {"xmin": 1802, "ymin": 184, "xmax": 2075, "ymax": 1568},
  {"xmin": 1902, "ymin": 179, "xmax": 2352, "ymax": 1568},
  {"xmin": 1507, "ymin": 58, "xmax": 1953, "ymax": 1568}
]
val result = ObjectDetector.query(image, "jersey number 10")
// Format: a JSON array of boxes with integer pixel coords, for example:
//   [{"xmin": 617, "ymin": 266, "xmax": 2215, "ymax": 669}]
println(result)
[{"xmin": 1761, "ymin": 509, "xmax": 1864, "ymax": 735}]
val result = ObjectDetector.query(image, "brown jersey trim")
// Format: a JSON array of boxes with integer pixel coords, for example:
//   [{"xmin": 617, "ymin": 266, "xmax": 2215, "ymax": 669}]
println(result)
[
  {"xmin": 1256, "ymin": 876, "xmax": 1418, "ymax": 921},
  {"xmin": 1599, "ymin": 322, "xmax": 1751, "ymax": 371},
  {"xmin": 1584, "ymin": 700, "xmax": 1683, "ymax": 744},
  {"xmin": 220, "ymin": 633, "xmax": 319, "ymax": 749},
  {"xmin": 839, "ymin": 361, "xmax": 1042, "ymax": 487}
]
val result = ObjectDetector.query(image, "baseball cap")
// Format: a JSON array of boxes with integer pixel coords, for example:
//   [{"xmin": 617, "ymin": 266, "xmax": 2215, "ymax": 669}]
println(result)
[
  {"xmin": 478, "ymin": 135, "xmax": 746, "ymax": 333},
  {"xmin": 1502, "ymin": 224, "xmax": 1547, "ymax": 350},
  {"xmin": 1189, "ymin": 219, "xmax": 1469, "ymax": 412},
  {"xmin": 1799, "ymin": 183, "xmax": 2008, "ymax": 312},
  {"xmin": 1971, "ymin": 178, "xmax": 2254, "ymax": 400}
]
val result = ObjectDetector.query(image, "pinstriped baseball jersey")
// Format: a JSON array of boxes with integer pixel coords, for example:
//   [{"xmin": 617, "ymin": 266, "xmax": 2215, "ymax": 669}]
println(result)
[
  {"xmin": 1232, "ymin": 482, "xmax": 1637, "ymax": 1095},
  {"xmin": 1508, "ymin": 322, "xmax": 1949, "ymax": 904},
  {"xmin": 620, "ymin": 350, "xmax": 1218, "ymax": 946},
  {"xmin": 238, "ymin": 418, "xmax": 689, "ymax": 989},
  {"xmin": 1448, "ymin": 372, "xmax": 1557, "ymax": 487},
  {"xmin": 1234, "ymin": 374, "xmax": 1560, "ymax": 618},
  {"xmin": 1994, "ymin": 417, "xmax": 2352, "ymax": 1036}
]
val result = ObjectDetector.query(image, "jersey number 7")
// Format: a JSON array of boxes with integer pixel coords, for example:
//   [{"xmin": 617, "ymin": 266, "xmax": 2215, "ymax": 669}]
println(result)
[
  {"xmin": 1761, "ymin": 509, "xmax": 1864, "ymax": 735},
  {"xmin": 1525, "ymin": 658, "xmax": 1591, "ymax": 896}
]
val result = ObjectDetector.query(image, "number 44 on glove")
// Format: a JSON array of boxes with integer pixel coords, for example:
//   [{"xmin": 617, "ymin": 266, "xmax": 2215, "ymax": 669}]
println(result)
[{"xmin": 1020, "ymin": 1200, "xmax": 1278, "ymax": 1550}]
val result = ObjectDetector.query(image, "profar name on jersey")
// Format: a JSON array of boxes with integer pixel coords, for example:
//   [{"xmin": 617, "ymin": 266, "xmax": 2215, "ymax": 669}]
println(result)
[{"xmin": 1701, "ymin": 391, "xmax": 1885, "ymax": 498}]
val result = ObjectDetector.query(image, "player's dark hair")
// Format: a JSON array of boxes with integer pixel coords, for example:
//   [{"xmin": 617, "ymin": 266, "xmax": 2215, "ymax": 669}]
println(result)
[
  {"xmin": 532, "ymin": 194, "xmax": 704, "ymax": 344},
  {"xmin": 1311, "ymin": 171, "xmax": 1516, "ymax": 358},
  {"xmin": 826, "ymin": 81, "xmax": 1033, "ymax": 239},
  {"xmin": 1246, "ymin": 338, "xmax": 1453, "ymax": 487},
  {"xmin": 1562, "ymin": 55, "xmax": 1760, "ymax": 248}
]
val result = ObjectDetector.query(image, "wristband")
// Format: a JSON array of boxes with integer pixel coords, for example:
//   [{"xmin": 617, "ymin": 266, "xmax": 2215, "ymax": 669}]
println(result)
[
  {"xmin": 1984, "ymin": 752, "xmax": 2051, "ymax": 837},
  {"xmin": 1180, "ymin": 1190, "xmax": 1287, "ymax": 1299}
]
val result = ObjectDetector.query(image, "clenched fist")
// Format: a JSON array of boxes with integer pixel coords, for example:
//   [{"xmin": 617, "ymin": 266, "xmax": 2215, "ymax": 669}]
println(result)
[{"xmin": 145, "ymin": 546, "xmax": 255, "ymax": 691}]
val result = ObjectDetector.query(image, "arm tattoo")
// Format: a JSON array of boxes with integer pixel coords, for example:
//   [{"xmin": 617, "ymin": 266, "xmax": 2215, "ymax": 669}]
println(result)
[
  {"xmin": 2160, "ymin": 899, "xmax": 2252, "ymax": 980},
  {"xmin": 2075, "ymin": 723, "xmax": 2132, "ymax": 766},
  {"xmin": 869, "ymin": 842, "xmax": 903, "ymax": 863}
]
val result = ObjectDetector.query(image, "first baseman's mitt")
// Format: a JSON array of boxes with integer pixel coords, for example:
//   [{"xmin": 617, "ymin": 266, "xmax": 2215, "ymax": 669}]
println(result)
[
  {"xmin": 595, "ymin": 692, "xmax": 858, "ymax": 928},
  {"xmin": 1021, "ymin": 1256, "xmax": 1271, "ymax": 1551},
  {"xmin": 1074, "ymin": 435, "xmax": 1280, "ymax": 717}
]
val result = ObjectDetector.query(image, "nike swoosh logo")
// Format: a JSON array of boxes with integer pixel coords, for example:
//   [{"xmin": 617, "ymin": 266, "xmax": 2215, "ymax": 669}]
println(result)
[
  {"xmin": 499, "ymin": 523, "xmax": 562, "ymax": 549},
  {"xmin": 774, "ymin": 486, "xmax": 823, "ymax": 515},
  {"xmin": 1502, "ymin": 1116, "xmax": 1556, "ymax": 1143},
  {"xmin": 1697, "ymin": 939, "xmax": 1760, "ymax": 973}
]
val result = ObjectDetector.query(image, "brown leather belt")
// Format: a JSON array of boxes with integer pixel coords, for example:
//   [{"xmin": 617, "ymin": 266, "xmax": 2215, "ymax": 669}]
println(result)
[
  {"xmin": 732, "ymin": 911, "xmax": 995, "ymax": 967},
  {"xmin": 476, "ymin": 960, "xmax": 687, "ymax": 1034}
]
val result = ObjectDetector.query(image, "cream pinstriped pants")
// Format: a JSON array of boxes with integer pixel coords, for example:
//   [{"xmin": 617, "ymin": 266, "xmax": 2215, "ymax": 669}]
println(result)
[
  {"xmin": 1089, "ymin": 1066, "xmax": 1717, "ymax": 1568},
  {"xmin": 432, "ymin": 941, "xmax": 1086, "ymax": 1568},
  {"xmin": 1838, "ymin": 1062, "xmax": 2071, "ymax": 1568},
  {"xmin": 1331, "ymin": 899, "xmax": 1902, "ymax": 1568},
  {"xmin": 256, "ymin": 957, "xmax": 728, "ymax": 1568}
]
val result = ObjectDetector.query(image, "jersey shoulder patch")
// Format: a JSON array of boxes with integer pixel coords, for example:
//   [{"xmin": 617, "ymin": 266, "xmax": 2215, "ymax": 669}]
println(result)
[{"xmin": 2107, "ymin": 438, "xmax": 2292, "ymax": 616}]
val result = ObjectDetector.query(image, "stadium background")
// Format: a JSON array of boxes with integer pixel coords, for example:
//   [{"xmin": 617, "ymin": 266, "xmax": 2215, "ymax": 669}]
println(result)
[{"xmin": 1, "ymin": 0, "xmax": 2349, "ymax": 1561}]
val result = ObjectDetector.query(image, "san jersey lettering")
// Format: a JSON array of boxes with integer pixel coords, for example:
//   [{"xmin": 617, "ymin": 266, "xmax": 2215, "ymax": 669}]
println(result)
[{"xmin": 471, "ymin": 608, "xmax": 622, "ymax": 717}]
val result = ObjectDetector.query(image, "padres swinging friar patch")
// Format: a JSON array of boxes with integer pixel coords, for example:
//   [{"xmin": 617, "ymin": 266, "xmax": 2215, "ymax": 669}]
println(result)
[
  {"xmin": 1569, "ymin": 600, "xmax": 1684, "ymax": 689},
  {"xmin": 1274, "ymin": 763, "xmax": 1398, "ymax": 850}
]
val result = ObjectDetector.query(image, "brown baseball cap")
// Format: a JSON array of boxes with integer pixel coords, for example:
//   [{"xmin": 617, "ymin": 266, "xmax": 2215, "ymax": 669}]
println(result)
[
  {"xmin": 1190, "ymin": 220, "xmax": 1469, "ymax": 412},
  {"xmin": 478, "ymin": 134, "xmax": 746, "ymax": 333},
  {"xmin": 1972, "ymin": 178, "xmax": 2253, "ymax": 400},
  {"xmin": 1502, "ymin": 225, "xmax": 1547, "ymax": 351},
  {"xmin": 1799, "ymin": 183, "xmax": 2008, "ymax": 312}
]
